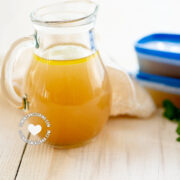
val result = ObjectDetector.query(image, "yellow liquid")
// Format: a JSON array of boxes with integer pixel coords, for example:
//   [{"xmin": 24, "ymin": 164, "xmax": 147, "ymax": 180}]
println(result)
[
  {"xmin": 25, "ymin": 45, "xmax": 111, "ymax": 146},
  {"xmin": 146, "ymin": 88, "xmax": 180, "ymax": 108}
]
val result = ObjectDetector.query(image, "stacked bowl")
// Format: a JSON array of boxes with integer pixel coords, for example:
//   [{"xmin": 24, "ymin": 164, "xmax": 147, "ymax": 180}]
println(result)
[{"xmin": 134, "ymin": 33, "xmax": 180, "ymax": 107}]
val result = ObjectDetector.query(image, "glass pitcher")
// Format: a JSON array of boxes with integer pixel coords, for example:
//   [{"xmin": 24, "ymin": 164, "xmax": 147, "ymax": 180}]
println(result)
[{"xmin": 1, "ymin": 0, "xmax": 111, "ymax": 147}]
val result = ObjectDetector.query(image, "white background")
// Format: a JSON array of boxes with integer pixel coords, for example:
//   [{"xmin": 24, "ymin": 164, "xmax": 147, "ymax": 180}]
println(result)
[{"xmin": 0, "ymin": 0, "xmax": 180, "ymax": 71}]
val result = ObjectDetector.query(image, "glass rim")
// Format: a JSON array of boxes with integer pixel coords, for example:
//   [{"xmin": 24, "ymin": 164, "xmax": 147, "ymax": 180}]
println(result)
[{"xmin": 30, "ymin": 0, "xmax": 99, "ymax": 28}]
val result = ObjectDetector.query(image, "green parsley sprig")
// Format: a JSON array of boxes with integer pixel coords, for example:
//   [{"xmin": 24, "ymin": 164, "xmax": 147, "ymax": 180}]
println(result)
[{"xmin": 163, "ymin": 100, "xmax": 180, "ymax": 141}]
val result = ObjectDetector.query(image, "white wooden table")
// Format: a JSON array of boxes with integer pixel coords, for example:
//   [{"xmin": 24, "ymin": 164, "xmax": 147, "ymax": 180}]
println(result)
[{"xmin": 1, "ymin": 91, "xmax": 180, "ymax": 180}]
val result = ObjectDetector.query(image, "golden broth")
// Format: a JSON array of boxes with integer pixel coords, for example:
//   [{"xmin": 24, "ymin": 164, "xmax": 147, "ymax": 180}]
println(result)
[{"xmin": 25, "ymin": 45, "xmax": 111, "ymax": 146}]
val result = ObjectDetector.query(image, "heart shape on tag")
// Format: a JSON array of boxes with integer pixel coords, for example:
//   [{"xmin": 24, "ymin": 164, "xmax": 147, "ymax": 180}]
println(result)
[{"xmin": 28, "ymin": 124, "xmax": 42, "ymax": 136}]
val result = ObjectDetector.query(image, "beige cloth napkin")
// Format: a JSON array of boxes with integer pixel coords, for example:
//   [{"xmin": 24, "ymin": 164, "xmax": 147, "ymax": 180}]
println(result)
[{"xmin": 107, "ymin": 66, "xmax": 156, "ymax": 118}]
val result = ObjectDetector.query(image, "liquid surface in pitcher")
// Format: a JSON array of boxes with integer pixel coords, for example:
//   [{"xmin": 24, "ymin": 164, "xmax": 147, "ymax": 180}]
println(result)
[{"xmin": 25, "ymin": 44, "xmax": 111, "ymax": 146}]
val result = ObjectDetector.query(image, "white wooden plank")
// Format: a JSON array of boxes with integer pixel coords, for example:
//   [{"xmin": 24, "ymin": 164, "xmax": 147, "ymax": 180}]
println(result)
[
  {"xmin": 0, "ymin": 93, "xmax": 25, "ymax": 180},
  {"xmin": 16, "ymin": 110, "xmax": 180, "ymax": 180}
]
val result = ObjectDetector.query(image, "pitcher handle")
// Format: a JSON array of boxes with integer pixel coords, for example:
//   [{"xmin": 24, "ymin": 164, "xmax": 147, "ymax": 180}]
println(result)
[{"xmin": 1, "ymin": 35, "xmax": 35, "ymax": 109}]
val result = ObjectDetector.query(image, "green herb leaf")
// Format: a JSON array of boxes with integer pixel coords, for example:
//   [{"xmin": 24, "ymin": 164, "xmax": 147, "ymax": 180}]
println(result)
[
  {"xmin": 176, "ymin": 123, "xmax": 180, "ymax": 135},
  {"xmin": 163, "ymin": 100, "xmax": 180, "ymax": 142},
  {"xmin": 176, "ymin": 109, "xmax": 180, "ymax": 122},
  {"xmin": 163, "ymin": 99, "xmax": 174, "ymax": 108},
  {"xmin": 163, "ymin": 99, "xmax": 180, "ymax": 121}
]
